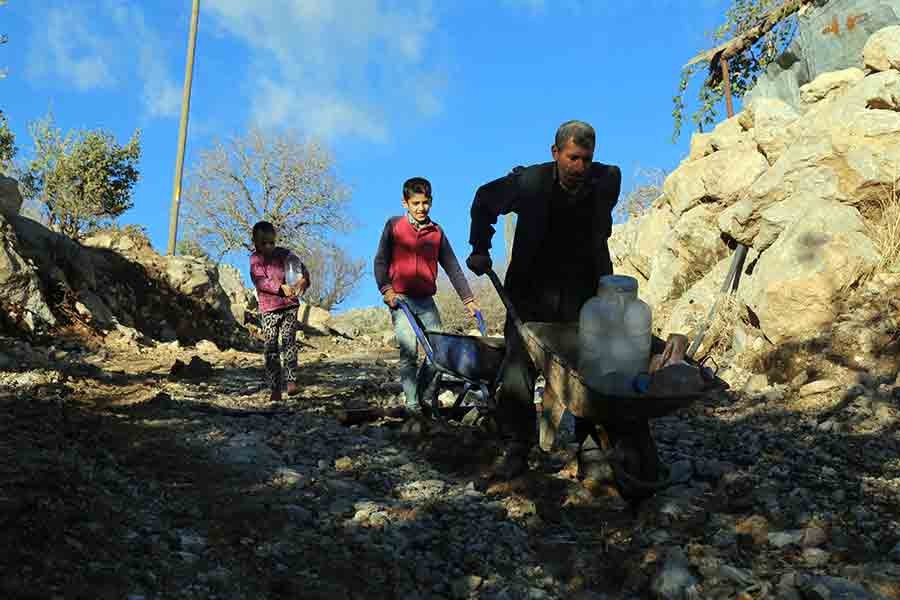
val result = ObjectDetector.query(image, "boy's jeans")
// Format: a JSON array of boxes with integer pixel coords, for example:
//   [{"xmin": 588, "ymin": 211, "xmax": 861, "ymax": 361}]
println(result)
[{"xmin": 391, "ymin": 295, "xmax": 442, "ymax": 411}]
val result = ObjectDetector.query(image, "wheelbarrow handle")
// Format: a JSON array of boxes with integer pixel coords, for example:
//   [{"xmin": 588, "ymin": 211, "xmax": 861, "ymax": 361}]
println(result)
[
  {"xmin": 396, "ymin": 300, "xmax": 436, "ymax": 363},
  {"xmin": 474, "ymin": 310, "xmax": 487, "ymax": 336},
  {"xmin": 486, "ymin": 269, "xmax": 530, "ymax": 343}
]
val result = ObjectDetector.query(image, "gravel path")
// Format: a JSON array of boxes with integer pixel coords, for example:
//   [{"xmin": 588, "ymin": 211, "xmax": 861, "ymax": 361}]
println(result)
[{"xmin": 2, "ymin": 333, "xmax": 900, "ymax": 599}]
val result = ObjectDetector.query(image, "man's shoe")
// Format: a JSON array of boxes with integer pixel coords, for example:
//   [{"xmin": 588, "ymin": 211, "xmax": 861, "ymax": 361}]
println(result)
[
  {"xmin": 286, "ymin": 382, "xmax": 300, "ymax": 396},
  {"xmin": 490, "ymin": 441, "xmax": 531, "ymax": 480}
]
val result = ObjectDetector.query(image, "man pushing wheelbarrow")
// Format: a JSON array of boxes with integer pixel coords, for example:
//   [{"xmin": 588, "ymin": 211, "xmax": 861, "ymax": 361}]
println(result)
[{"xmin": 465, "ymin": 120, "xmax": 721, "ymax": 501}]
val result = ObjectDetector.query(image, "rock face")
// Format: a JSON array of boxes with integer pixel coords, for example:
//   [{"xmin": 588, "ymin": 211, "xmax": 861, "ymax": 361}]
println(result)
[
  {"xmin": 216, "ymin": 263, "xmax": 255, "ymax": 326},
  {"xmin": 0, "ymin": 176, "xmax": 22, "ymax": 218},
  {"xmin": 0, "ymin": 214, "xmax": 56, "ymax": 331},
  {"xmin": 0, "ymin": 218, "xmax": 248, "ymax": 346},
  {"xmin": 611, "ymin": 25, "xmax": 900, "ymax": 348},
  {"xmin": 297, "ymin": 302, "xmax": 333, "ymax": 335},
  {"xmin": 745, "ymin": 0, "xmax": 900, "ymax": 109},
  {"xmin": 864, "ymin": 24, "xmax": 900, "ymax": 71}
]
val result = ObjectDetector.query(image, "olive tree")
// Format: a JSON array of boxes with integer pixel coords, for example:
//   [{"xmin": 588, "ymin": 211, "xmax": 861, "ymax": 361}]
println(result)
[
  {"xmin": 671, "ymin": 0, "xmax": 807, "ymax": 141},
  {"xmin": 19, "ymin": 114, "xmax": 141, "ymax": 239}
]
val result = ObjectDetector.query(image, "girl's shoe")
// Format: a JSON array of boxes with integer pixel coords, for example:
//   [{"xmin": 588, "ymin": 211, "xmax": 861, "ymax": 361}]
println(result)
[
  {"xmin": 286, "ymin": 382, "xmax": 300, "ymax": 396},
  {"xmin": 270, "ymin": 389, "xmax": 283, "ymax": 403}
]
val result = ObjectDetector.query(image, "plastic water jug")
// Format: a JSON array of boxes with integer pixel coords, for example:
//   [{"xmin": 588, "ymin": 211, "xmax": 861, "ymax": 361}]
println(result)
[
  {"xmin": 284, "ymin": 252, "xmax": 304, "ymax": 287},
  {"xmin": 578, "ymin": 275, "xmax": 652, "ymax": 391}
]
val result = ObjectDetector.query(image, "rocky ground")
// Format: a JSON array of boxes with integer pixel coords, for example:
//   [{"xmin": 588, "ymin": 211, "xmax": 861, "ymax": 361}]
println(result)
[{"xmin": 2, "ymin": 321, "xmax": 900, "ymax": 600}]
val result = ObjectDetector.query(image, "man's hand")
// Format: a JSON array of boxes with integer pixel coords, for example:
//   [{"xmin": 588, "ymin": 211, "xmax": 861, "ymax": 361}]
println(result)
[
  {"xmin": 464, "ymin": 299, "xmax": 480, "ymax": 317},
  {"xmin": 294, "ymin": 275, "xmax": 310, "ymax": 295},
  {"xmin": 382, "ymin": 288, "xmax": 399, "ymax": 308},
  {"xmin": 466, "ymin": 253, "xmax": 492, "ymax": 276},
  {"xmin": 281, "ymin": 284, "xmax": 296, "ymax": 298}
]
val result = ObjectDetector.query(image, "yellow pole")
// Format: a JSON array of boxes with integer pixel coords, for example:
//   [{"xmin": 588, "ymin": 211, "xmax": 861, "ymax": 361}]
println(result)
[{"xmin": 167, "ymin": 0, "xmax": 200, "ymax": 255}]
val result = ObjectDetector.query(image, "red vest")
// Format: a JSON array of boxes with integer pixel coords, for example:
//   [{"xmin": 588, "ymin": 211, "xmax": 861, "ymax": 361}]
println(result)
[{"xmin": 388, "ymin": 217, "xmax": 443, "ymax": 298}]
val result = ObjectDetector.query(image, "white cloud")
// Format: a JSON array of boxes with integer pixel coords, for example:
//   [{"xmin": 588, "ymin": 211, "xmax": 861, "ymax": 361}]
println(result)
[
  {"xmin": 107, "ymin": 1, "xmax": 183, "ymax": 119},
  {"xmin": 204, "ymin": 0, "xmax": 444, "ymax": 142},
  {"xmin": 26, "ymin": 2, "xmax": 181, "ymax": 119},
  {"xmin": 29, "ymin": 8, "xmax": 117, "ymax": 91}
]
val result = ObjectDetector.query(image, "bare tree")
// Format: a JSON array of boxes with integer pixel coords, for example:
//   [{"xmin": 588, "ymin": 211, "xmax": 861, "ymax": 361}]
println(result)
[
  {"xmin": 182, "ymin": 128, "xmax": 351, "ymax": 259},
  {"xmin": 613, "ymin": 167, "xmax": 666, "ymax": 223},
  {"xmin": 297, "ymin": 242, "xmax": 365, "ymax": 310}
]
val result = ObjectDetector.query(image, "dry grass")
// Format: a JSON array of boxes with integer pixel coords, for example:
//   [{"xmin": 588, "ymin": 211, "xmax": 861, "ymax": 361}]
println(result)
[
  {"xmin": 613, "ymin": 166, "xmax": 666, "ymax": 223},
  {"xmin": 844, "ymin": 173, "xmax": 900, "ymax": 294},
  {"xmin": 691, "ymin": 293, "xmax": 744, "ymax": 361},
  {"xmin": 434, "ymin": 270, "xmax": 507, "ymax": 335},
  {"xmin": 865, "ymin": 176, "xmax": 900, "ymax": 274}
]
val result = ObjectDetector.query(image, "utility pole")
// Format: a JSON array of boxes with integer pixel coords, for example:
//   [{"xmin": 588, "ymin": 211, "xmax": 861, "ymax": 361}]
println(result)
[{"xmin": 167, "ymin": 0, "xmax": 200, "ymax": 255}]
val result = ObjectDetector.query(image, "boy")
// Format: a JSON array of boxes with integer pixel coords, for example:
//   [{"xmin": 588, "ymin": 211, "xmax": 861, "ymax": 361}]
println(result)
[{"xmin": 374, "ymin": 177, "xmax": 480, "ymax": 413}]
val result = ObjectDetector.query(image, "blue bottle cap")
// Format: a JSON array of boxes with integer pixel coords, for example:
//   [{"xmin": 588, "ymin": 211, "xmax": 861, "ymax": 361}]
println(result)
[{"xmin": 632, "ymin": 373, "xmax": 651, "ymax": 394}]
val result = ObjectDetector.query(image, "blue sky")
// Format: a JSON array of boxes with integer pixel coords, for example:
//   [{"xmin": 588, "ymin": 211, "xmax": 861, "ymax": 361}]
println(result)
[{"xmin": 2, "ymin": 0, "xmax": 735, "ymax": 311}]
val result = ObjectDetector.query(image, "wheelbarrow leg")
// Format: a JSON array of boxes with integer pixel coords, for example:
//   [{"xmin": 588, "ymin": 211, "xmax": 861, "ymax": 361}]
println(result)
[
  {"xmin": 603, "ymin": 418, "xmax": 664, "ymax": 501},
  {"xmin": 538, "ymin": 385, "xmax": 567, "ymax": 452}
]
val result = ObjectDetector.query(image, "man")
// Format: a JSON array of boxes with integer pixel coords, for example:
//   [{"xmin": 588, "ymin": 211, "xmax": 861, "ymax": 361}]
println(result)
[{"xmin": 466, "ymin": 120, "xmax": 621, "ymax": 478}]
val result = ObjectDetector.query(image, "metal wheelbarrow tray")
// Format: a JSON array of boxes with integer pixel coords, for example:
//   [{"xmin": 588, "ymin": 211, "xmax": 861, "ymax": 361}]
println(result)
[
  {"xmin": 425, "ymin": 331, "xmax": 506, "ymax": 383},
  {"xmin": 397, "ymin": 301, "xmax": 507, "ymax": 420}
]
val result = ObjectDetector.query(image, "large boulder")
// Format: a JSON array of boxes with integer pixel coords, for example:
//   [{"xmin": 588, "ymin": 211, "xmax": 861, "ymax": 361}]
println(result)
[
  {"xmin": 217, "ymin": 263, "xmax": 254, "ymax": 325},
  {"xmin": 738, "ymin": 97, "xmax": 801, "ymax": 164},
  {"xmin": 644, "ymin": 204, "xmax": 731, "ymax": 306},
  {"xmin": 160, "ymin": 255, "xmax": 236, "ymax": 329},
  {"xmin": 739, "ymin": 207, "xmax": 880, "ymax": 344},
  {"xmin": 863, "ymin": 23, "xmax": 900, "ymax": 71},
  {"xmin": 798, "ymin": 67, "xmax": 865, "ymax": 105},
  {"xmin": 163, "ymin": 255, "xmax": 215, "ymax": 296},
  {"xmin": 688, "ymin": 115, "xmax": 758, "ymax": 160},
  {"xmin": 663, "ymin": 146, "xmax": 769, "ymax": 216},
  {"xmin": 0, "ymin": 214, "xmax": 55, "ymax": 331},
  {"xmin": 297, "ymin": 302, "xmax": 333, "ymax": 335},
  {"xmin": 609, "ymin": 202, "xmax": 676, "ymax": 285},
  {"xmin": 0, "ymin": 176, "xmax": 22, "ymax": 218},
  {"xmin": 745, "ymin": 0, "xmax": 900, "ymax": 109},
  {"xmin": 82, "ymin": 227, "xmax": 154, "ymax": 256}
]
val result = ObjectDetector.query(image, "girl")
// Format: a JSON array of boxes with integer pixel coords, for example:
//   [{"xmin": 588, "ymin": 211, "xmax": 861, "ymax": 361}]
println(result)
[{"xmin": 249, "ymin": 221, "xmax": 309, "ymax": 402}]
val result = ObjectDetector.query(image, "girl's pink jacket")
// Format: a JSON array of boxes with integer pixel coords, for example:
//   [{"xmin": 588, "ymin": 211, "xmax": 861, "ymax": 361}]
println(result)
[{"xmin": 249, "ymin": 247, "xmax": 300, "ymax": 314}]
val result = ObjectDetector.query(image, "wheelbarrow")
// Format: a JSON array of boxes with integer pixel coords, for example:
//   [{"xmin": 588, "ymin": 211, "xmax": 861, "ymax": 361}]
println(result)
[
  {"xmin": 478, "ymin": 270, "xmax": 726, "ymax": 498},
  {"xmin": 397, "ymin": 301, "xmax": 507, "ymax": 425},
  {"xmin": 397, "ymin": 272, "xmax": 725, "ymax": 497}
]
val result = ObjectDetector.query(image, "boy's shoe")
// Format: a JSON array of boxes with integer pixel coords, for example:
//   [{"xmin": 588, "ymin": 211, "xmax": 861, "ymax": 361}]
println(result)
[
  {"xmin": 270, "ymin": 389, "xmax": 283, "ymax": 403},
  {"xmin": 286, "ymin": 382, "xmax": 300, "ymax": 396},
  {"xmin": 576, "ymin": 432, "xmax": 615, "ymax": 482}
]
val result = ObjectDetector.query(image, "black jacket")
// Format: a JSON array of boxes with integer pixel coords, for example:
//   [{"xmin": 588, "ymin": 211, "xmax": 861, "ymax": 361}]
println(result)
[{"xmin": 469, "ymin": 161, "xmax": 621, "ymax": 321}]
